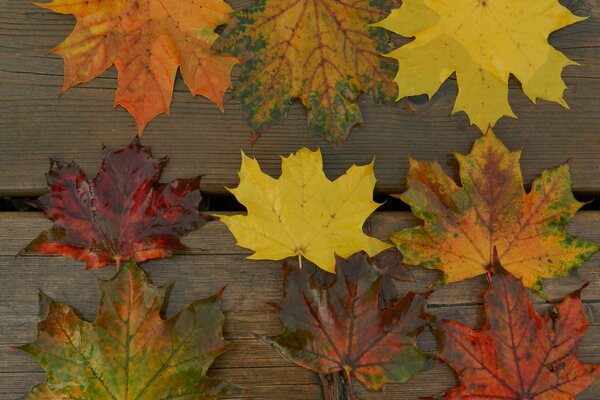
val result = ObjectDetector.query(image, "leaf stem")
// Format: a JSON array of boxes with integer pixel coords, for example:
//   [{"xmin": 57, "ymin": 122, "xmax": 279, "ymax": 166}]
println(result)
[
  {"xmin": 319, "ymin": 372, "xmax": 351, "ymax": 400},
  {"xmin": 298, "ymin": 254, "xmax": 303, "ymax": 270},
  {"xmin": 346, "ymin": 370, "xmax": 356, "ymax": 400}
]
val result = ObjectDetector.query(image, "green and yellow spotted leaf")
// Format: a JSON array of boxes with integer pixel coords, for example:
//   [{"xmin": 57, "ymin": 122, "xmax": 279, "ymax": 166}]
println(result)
[{"xmin": 215, "ymin": 0, "xmax": 398, "ymax": 143}]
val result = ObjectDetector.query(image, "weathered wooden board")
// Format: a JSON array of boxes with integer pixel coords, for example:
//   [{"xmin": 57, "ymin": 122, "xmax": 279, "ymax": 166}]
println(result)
[
  {"xmin": 0, "ymin": 0, "xmax": 599, "ymax": 196},
  {"xmin": 1, "ymin": 212, "xmax": 599, "ymax": 399},
  {"xmin": 1, "ymin": 0, "xmax": 599, "ymax": 397}
]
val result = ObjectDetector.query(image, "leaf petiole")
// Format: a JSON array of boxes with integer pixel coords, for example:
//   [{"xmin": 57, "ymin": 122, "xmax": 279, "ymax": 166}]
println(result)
[{"xmin": 345, "ymin": 369, "xmax": 356, "ymax": 400}]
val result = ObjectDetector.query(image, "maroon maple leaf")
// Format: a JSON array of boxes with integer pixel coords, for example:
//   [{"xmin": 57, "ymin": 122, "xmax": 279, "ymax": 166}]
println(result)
[
  {"xmin": 261, "ymin": 253, "xmax": 432, "ymax": 395},
  {"xmin": 441, "ymin": 270, "xmax": 600, "ymax": 399},
  {"xmin": 22, "ymin": 140, "xmax": 209, "ymax": 268}
]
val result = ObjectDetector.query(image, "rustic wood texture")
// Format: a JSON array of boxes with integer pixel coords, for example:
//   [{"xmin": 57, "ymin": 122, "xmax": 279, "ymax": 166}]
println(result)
[
  {"xmin": 0, "ymin": 0, "xmax": 599, "ymax": 196},
  {"xmin": 1, "ymin": 212, "xmax": 599, "ymax": 399},
  {"xmin": 1, "ymin": 0, "xmax": 599, "ymax": 398}
]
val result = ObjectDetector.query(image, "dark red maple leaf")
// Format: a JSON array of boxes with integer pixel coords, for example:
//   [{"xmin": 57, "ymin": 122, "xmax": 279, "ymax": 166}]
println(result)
[
  {"xmin": 261, "ymin": 252, "xmax": 432, "ymax": 395},
  {"xmin": 373, "ymin": 250, "xmax": 414, "ymax": 309},
  {"xmin": 441, "ymin": 270, "xmax": 600, "ymax": 400},
  {"xmin": 22, "ymin": 141, "xmax": 209, "ymax": 268}
]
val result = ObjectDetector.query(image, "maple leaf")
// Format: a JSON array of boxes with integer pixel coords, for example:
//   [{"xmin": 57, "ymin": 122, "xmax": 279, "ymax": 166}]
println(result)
[
  {"xmin": 217, "ymin": 147, "xmax": 391, "ymax": 273},
  {"xmin": 261, "ymin": 253, "xmax": 433, "ymax": 394},
  {"xmin": 214, "ymin": 0, "xmax": 398, "ymax": 143},
  {"xmin": 19, "ymin": 259, "xmax": 237, "ymax": 400},
  {"xmin": 37, "ymin": 0, "xmax": 239, "ymax": 133},
  {"xmin": 440, "ymin": 270, "xmax": 600, "ymax": 399},
  {"xmin": 23, "ymin": 141, "xmax": 209, "ymax": 269},
  {"xmin": 373, "ymin": 250, "xmax": 413, "ymax": 283},
  {"xmin": 390, "ymin": 131, "xmax": 598, "ymax": 294},
  {"xmin": 374, "ymin": 0, "xmax": 586, "ymax": 131}
]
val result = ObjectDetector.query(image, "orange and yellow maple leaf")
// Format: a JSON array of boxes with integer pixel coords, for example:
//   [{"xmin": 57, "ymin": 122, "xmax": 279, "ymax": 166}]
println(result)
[
  {"xmin": 391, "ymin": 131, "xmax": 598, "ymax": 294},
  {"xmin": 38, "ymin": 0, "xmax": 239, "ymax": 132}
]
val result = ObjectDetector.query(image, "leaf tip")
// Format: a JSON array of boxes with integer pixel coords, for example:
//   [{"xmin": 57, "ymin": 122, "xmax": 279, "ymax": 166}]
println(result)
[
  {"xmin": 265, "ymin": 301, "xmax": 280, "ymax": 311},
  {"xmin": 216, "ymin": 286, "xmax": 227, "ymax": 299}
]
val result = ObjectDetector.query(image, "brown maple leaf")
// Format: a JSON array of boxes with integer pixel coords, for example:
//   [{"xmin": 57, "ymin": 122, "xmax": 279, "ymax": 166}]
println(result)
[
  {"xmin": 441, "ymin": 270, "xmax": 600, "ymax": 399},
  {"xmin": 214, "ymin": 0, "xmax": 398, "ymax": 143},
  {"xmin": 22, "ymin": 141, "xmax": 209, "ymax": 268},
  {"xmin": 261, "ymin": 253, "xmax": 432, "ymax": 396},
  {"xmin": 37, "ymin": 0, "xmax": 239, "ymax": 132}
]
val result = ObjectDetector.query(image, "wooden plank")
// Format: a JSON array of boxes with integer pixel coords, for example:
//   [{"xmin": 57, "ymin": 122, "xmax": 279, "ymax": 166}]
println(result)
[
  {"xmin": 2, "ymin": 211, "xmax": 600, "ymax": 304},
  {"xmin": 1, "ymin": 290, "xmax": 598, "ymax": 399},
  {"xmin": 0, "ymin": 212, "xmax": 599, "ymax": 398},
  {"xmin": 1, "ymin": 0, "xmax": 599, "ymax": 196},
  {"xmin": 2, "ymin": 361, "xmax": 596, "ymax": 400},
  {"xmin": 0, "ymin": 255, "xmax": 600, "ymax": 400},
  {"xmin": 2, "ymin": 255, "xmax": 599, "ymax": 339},
  {"xmin": 3, "ymin": 211, "xmax": 599, "ymax": 256}
]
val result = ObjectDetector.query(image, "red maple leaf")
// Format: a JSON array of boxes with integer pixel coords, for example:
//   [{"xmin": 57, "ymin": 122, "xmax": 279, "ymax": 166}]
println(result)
[
  {"xmin": 261, "ymin": 253, "xmax": 432, "ymax": 396},
  {"xmin": 22, "ymin": 140, "xmax": 209, "ymax": 268},
  {"xmin": 441, "ymin": 270, "xmax": 600, "ymax": 399}
]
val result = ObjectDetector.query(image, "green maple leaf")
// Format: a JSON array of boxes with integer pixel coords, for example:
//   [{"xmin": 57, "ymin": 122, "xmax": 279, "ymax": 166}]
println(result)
[{"xmin": 20, "ymin": 260, "xmax": 238, "ymax": 399}]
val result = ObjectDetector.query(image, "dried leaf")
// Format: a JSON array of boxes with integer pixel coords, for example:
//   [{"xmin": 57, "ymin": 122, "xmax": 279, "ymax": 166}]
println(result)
[
  {"xmin": 218, "ymin": 148, "xmax": 391, "ymax": 273},
  {"xmin": 24, "ymin": 141, "xmax": 208, "ymax": 268},
  {"xmin": 215, "ymin": 0, "xmax": 398, "ymax": 143},
  {"xmin": 441, "ymin": 270, "xmax": 600, "ymax": 399},
  {"xmin": 391, "ymin": 131, "xmax": 598, "ymax": 294},
  {"xmin": 261, "ymin": 253, "xmax": 432, "ymax": 391},
  {"xmin": 38, "ymin": 0, "xmax": 239, "ymax": 132},
  {"xmin": 374, "ymin": 0, "xmax": 586, "ymax": 131},
  {"xmin": 20, "ymin": 260, "xmax": 237, "ymax": 399},
  {"xmin": 373, "ymin": 250, "xmax": 413, "ymax": 282}
]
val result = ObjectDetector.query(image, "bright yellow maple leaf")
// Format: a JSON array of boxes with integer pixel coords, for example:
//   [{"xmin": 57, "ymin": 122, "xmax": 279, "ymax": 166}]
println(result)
[
  {"xmin": 374, "ymin": 0, "xmax": 586, "ymax": 131},
  {"xmin": 218, "ymin": 148, "xmax": 391, "ymax": 273},
  {"xmin": 391, "ymin": 131, "xmax": 598, "ymax": 294}
]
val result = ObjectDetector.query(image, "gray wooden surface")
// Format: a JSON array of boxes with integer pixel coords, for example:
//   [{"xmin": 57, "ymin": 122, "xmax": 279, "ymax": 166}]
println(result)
[
  {"xmin": 0, "ymin": 212, "xmax": 599, "ymax": 399},
  {"xmin": 0, "ymin": 0, "xmax": 599, "ymax": 398}
]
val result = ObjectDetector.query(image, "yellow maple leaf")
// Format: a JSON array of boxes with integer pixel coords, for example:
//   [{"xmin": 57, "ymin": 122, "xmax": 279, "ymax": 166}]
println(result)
[
  {"xmin": 218, "ymin": 148, "xmax": 391, "ymax": 273},
  {"xmin": 373, "ymin": 0, "xmax": 586, "ymax": 131},
  {"xmin": 391, "ymin": 131, "xmax": 598, "ymax": 294}
]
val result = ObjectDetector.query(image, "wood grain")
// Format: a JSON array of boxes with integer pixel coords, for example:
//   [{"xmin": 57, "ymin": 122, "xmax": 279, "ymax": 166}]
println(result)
[
  {"xmin": 0, "ymin": 0, "xmax": 599, "ymax": 196},
  {"xmin": 1, "ymin": 212, "xmax": 598, "ymax": 399},
  {"xmin": 1, "ymin": 0, "xmax": 599, "ymax": 397},
  {"xmin": 3, "ymin": 211, "xmax": 600, "ymax": 302}
]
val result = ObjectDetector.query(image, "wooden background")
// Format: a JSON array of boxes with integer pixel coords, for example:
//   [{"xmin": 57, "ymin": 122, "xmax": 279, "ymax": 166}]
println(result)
[{"xmin": 0, "ymin": 0, "xmax": 599, "ymax": 398}]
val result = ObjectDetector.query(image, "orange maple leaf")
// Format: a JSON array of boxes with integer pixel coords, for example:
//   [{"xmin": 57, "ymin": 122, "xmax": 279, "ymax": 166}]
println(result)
[{"xmin": 38, "ymin": 0, "xmax": 239, "ymax": 132}]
